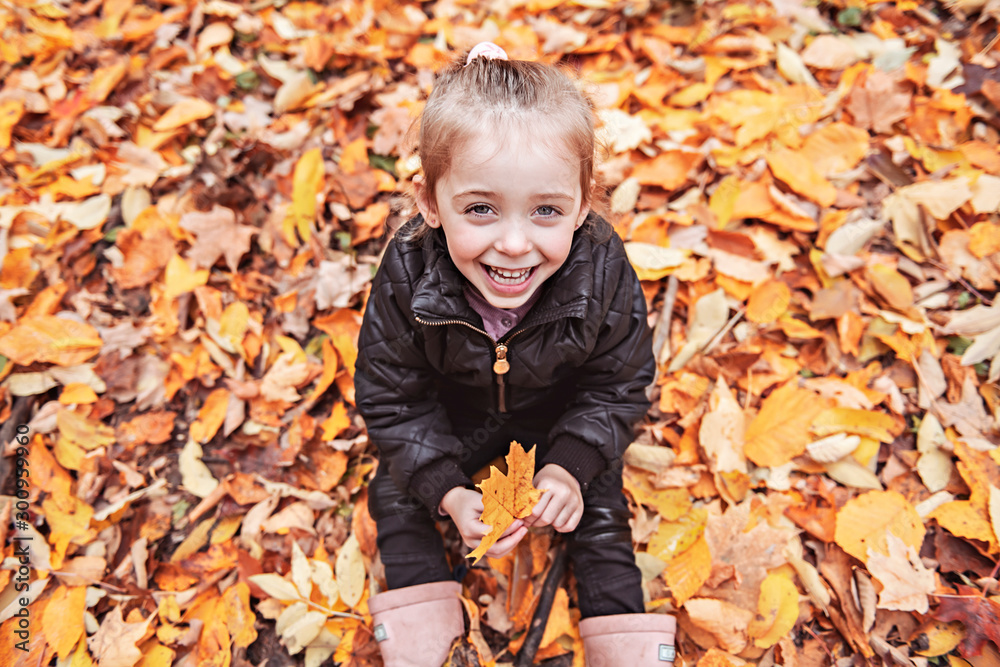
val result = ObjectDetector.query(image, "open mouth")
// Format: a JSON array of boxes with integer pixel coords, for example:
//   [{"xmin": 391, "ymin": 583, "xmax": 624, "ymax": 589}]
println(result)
[{"xmin": 484, "ymin": 264, "xmax": 535, "ymax": 286}]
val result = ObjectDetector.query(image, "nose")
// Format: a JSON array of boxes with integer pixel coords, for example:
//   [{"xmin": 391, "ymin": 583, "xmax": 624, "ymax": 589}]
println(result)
[{"xmin": 494, "ymin": 219, "xmax": 531, "ymax": 256}]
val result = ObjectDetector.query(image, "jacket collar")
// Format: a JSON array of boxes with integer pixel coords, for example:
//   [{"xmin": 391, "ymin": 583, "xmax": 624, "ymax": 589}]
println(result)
[{"xmin": 408, "ymin": 215, "xmax": 593, "ymax": 327}]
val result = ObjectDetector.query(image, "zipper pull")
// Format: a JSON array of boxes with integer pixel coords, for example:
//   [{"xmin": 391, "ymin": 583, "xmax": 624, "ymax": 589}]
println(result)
[{"xmin": 493, "ymin": 344, "xmax": 510, "ymax": 374}]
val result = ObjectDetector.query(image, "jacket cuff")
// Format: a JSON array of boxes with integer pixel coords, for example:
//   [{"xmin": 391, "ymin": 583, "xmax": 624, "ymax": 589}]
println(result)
[
  {"xmin": 410, "ymin": 457, "xmax": 474, "ymax": 520},
  {"xmin": 540, "ymin": 434, "xmax": 608, "ymax": 492}
]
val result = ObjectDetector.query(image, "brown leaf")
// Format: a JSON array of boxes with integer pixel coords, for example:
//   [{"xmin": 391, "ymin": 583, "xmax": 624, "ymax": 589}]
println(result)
[
  {"xmin": 86, "ymin": 606, "xmax": 152, "ymax": 667},
  {"xmin": 931, "ymin": 586, "xmax": 1000, "ymax": 657},
  {"xmin": 179, "ymin": 205, "xmax": 257, "ymax": 272},
  {"xmin": 846, "ymin": 70, "xmax": 911, "ymax": 134}
]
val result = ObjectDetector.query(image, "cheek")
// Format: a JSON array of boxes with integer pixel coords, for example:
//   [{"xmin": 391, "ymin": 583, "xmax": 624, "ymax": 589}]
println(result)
[{"xmin": 446, "ymin": 235, "xmax": 484, "ymax": 264}]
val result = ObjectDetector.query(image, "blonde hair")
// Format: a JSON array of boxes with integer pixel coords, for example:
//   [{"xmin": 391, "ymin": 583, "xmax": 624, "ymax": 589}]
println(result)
[{"xmin": 398, "ymin": 48, "xmax": 608, "ymax": 243}]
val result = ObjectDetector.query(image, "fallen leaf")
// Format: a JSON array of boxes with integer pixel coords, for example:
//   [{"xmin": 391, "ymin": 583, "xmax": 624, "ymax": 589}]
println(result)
[
  {"xmin": 748, "ymin": 570, "xmax": 799, "ymax": 648},
  {"xmin": 684, "ymin": 597, "xmax": 754, "ymax": 653},
  {"xmin": 846, "ymin": 70, "xmax": 911, "ymax": 133},
  {"xmin": 86, "ymin": 605, "xmax": 152, "ymax": 667},
  {"xmin": 180, "ymin": 205, "xmax": 258, "ymax": 272},
  {"xmin": 179, "ymin": 439, "xmax": 219, "ymax": 499},
  {"xmin": 834, "ymin": 490, "xmax": 925, "ymax": 563},
  {"xmin": 153, "ymin": 97, "xmax": 215, "ymax": 131},
  {"xmin": 40, "ymin": 585, "xmax": 86, "ymax": 660},
  {"xmin": 931, "ymin": 586, "xmax": 1000, "ymax": 657},
  {"xmin": 745, "ymin": 382, "xmax": 828, "ymax": 467},
  {"xmin": 335, "ymin": 533, "xmax": 366, "ymax": 608},
  {"xmin": 0, "ymin": 316, "xmax": 102, "ymax": 366},
  {"xmin": 665, "ymin": 534, "xmax": 712, "ymax": 606},
  {"xmin": 467, "ymin": 441, "xmax": 544, "ymax": 564},
  {"xmin": 866, "ymin": 533, "xmax": 936, "ymax": 613}
]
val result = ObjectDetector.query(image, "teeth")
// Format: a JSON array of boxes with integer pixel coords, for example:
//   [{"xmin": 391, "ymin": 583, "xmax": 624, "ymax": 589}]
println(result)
[{"xmin": 487, "ymin": 265, "xmax": 532, "ymax": 285}]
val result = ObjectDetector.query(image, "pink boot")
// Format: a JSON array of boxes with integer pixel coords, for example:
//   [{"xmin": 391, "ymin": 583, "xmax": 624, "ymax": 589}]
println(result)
[
  {"xmin": 368, "ymin": 580, "xmax": 465, "ymax": 666},
  {"xmin": 579, "ymin": 613, "xmax": 677, "ymax": 666}
]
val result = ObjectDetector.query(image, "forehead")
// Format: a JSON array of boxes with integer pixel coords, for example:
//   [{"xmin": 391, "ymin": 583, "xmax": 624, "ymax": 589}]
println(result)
[{"xmin": 446, "ymin": 125, "xmax": 582, "ymax": 189}]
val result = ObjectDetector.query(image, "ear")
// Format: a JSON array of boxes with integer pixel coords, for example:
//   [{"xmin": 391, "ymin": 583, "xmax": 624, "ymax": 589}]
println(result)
[
  {"xmin": 574, "ymin": 201, "xmax": 591, "ymax": 230},
  {"xmin": 414, "ymin": 177, "xmax": 440, "ymax": 228}
]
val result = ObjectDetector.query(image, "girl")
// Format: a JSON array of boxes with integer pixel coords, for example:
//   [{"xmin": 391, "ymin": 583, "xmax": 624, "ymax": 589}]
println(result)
[{"xmin": 357, "ymin": 42, "xmax": 677, "ymax": 666}]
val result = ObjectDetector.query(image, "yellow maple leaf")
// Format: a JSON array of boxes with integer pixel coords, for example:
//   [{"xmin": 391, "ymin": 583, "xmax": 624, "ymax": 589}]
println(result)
[{"xmin": 467, "ymin": 441, "xmax": 544, "ymax": 564}]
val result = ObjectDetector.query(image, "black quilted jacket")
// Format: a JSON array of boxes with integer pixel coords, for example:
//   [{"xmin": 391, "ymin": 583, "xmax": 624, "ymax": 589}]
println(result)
[{"xmin": 355, "ymin": 213, "xmax": 655, "ymax": 516}]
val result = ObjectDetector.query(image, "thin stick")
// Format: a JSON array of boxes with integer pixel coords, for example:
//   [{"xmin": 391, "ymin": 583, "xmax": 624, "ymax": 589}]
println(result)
[
  {"xmin": 513, "ymin": 538, "xmax": 568, "ymax": 667},
  {"xmin": 926, "ymin": 258, "xmax": 994, "ymax": 306},
  {"xmin": 654, "ymin": 275, "xmax": 680, "ymax": 367}
]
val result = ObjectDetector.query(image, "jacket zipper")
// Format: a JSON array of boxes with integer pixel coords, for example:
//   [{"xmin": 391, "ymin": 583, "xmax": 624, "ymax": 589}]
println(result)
[{"xmin": 414, "ymin": 316, "xmax": 532, "ymax": 413}]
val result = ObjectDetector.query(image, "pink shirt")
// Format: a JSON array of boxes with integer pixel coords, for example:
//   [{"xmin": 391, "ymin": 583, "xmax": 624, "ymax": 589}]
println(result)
[{"xmin": 463, "ymin": 285, "xmax": 542, "ymax": 341}]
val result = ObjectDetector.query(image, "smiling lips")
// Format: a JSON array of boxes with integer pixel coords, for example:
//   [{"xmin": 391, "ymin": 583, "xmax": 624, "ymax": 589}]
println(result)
[{"xmin": 484, "ymin": 263, "xmax": 535, "ymax": 287}]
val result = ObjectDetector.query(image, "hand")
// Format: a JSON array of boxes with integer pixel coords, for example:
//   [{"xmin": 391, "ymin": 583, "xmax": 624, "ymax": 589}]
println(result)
[
  {"xmin": 524, "ymin": 464, "xmax": 583, "ymax": 533},
  {"xmin": 439, "ymin": 487, "xmax": 528, "ymax": 558}
]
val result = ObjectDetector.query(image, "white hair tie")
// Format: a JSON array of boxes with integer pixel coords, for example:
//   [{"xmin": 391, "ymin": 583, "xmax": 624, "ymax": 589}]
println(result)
[{"xmin": 466, "ymin": 42, "xmax": 508, "ymax": 66}]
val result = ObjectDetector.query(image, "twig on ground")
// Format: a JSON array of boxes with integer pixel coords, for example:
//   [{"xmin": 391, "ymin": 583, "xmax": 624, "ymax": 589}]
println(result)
[{"xmin": 513, "ymin": 538, "xmax": 568, "ymax": 667}]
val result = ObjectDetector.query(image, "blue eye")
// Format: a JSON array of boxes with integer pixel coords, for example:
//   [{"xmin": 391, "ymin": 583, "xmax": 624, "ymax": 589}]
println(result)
[
  {"xmin": 466, "ymin": 204, "xmax": 493, "ymax": 216},
  {"xmin": 536, "ymin": 206, "xmax": 560, "ymax": 217}
]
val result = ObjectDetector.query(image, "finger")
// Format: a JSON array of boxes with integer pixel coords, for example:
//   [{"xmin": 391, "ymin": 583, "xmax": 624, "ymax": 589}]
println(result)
[
  {"xmin": 528, "ymin": 494, "xmax": 552, "ymax": 524},
  {"xmin": 566, "ymin": 506, "xmax": 584, "ymax": 533},
  {"xmin": 538, "ymin": 497, "xmax": 564, "ymax": 527},
  {"xmin": 488, "ymin": 526, "xmax": 527, "ymax": 558},
  {"xmin": 553, "ymin": 505, "xmax": 576, "ymax": 533},
  {"xmin": 500, "ymin": 519, "xmax": 523, "ymax": 538}
]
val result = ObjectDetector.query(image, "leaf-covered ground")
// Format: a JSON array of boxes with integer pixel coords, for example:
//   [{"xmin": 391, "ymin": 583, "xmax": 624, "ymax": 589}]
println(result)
[{"xmin": 1, "ymin": 0, "xmax": 999, "ymax": 665}]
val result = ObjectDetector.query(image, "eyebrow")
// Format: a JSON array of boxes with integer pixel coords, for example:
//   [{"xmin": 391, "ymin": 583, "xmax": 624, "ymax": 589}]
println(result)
[{"xmin": 452, "ymin": 189, "xmax": 576, "ymax": 202}]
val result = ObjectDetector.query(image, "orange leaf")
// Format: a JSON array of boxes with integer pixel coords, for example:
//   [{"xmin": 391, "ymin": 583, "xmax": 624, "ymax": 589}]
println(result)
[
  {"xmin": 0, "ymin": 316, "xmax": 102, "ymax": 367},
  {"xmin": 929, "ymin": 501, "xmax": 996, "ymax": 549},
  {"xmin": 630, "ymin": 151, "xmax": 702, "ymax": 190},
  {"xmin": 744, "ymin": 383, "xmax": 829, "ymax": 467},
  {"xmin": 467, "ymin": 441, "xmax": 545, "ymax": 564},
  {"xmin": 58, "ymin": 383, "xmax": 99, "ymax": 405},
  {"xmin": 799, "ymin": 122, "xmax": 870, "ymax": 177},
  {"xmin": 766, "ymin": 148, "xmax": 837, "ymax": 207},
  {"xmin": 320, "ymin": 401, "xmax": 351, "ymax": 440},
  {"xmin": 0, "ymin": 99, "xmax": 25, "ymax": 148},
  {"xmin": 665, "ymin": 534, "xmax": 712, "ymax": 606},
  {"xmin": 221, "ymin": 582, "xmax": 257, "ymax": 649},
  {"xmin": 352, "ymin": 201, "xmax": 389, "ymax": 245},
  {"xmin": 41, "ymin": 585, "xmax": 86, "ymax": 660},
  {"xmin": 834, "ymin": 490, "xmax": 925, "ymax": 563},
  {"xmin": 153, "ymin": 97, "xmax": 216, "ymax": 131},
  {"xmin": 746, "ymin": 279, "xmax": 790, "ymax": 324},
  {"xmin": 189, "ymin": 388, "xmax": 230, "ymax": 444},
  {"xmin": 309, "ymin": 338, "xmax": 340, "ymax": 403},
  {"xmin": 868, "ymin": 264, "xmax": 914, "ymax": 310}
]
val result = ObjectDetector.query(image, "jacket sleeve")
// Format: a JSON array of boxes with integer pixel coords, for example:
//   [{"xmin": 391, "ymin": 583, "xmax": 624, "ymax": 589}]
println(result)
[
  {"xmin": 540, "ymin": 237, "xmax": 655, "ymax": 492},
  {"xmin": 354, "ymin": 241, "xmax": 473, "ymax": 518}
]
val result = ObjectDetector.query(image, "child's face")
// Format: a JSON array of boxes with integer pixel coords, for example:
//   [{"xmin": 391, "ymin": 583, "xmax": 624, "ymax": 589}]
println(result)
[{"xmin": 417, "ymin": 129, "xmax": 590, "ymax": 310}]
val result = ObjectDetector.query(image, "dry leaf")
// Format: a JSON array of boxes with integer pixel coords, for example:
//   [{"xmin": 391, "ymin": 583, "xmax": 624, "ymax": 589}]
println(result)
[
  {"xmin": 745, "ymin": 383, "xmax": 828, "ymax": 467},
  {"xmin": 834, "ymin": 490, "xmax": 925, "ymax": 563},
  {"xmin": 0, "ymin": 316, "xmax": 102, "ymax": 366},
  {"xmin": 467, "ymin": 441, "xmax": 544, "ymax": 564},
  {"xmin": 335, "ymin": 533, "xmax": 365, "ymax": 608},
  {"xmin": 684, "ymin": 597, "xmax": 754, "ymax": 653},
  {"xmin": 747, "ymin": 571, "xmax": 799, "ymax": 648},
  {"xmin": 179, "ymin": 439, "xmax": 219, "ymax": 499},
  {"xmin": 866, "ymin": 533, "xmax": 936, "ymax": 613},
  {"xmin": 86, "ymin": 605, "xmax": 152, "ymax": 667},
  {"xmin": 180, "ymin": 205, "xmax": 257, "ymax": 272}
]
